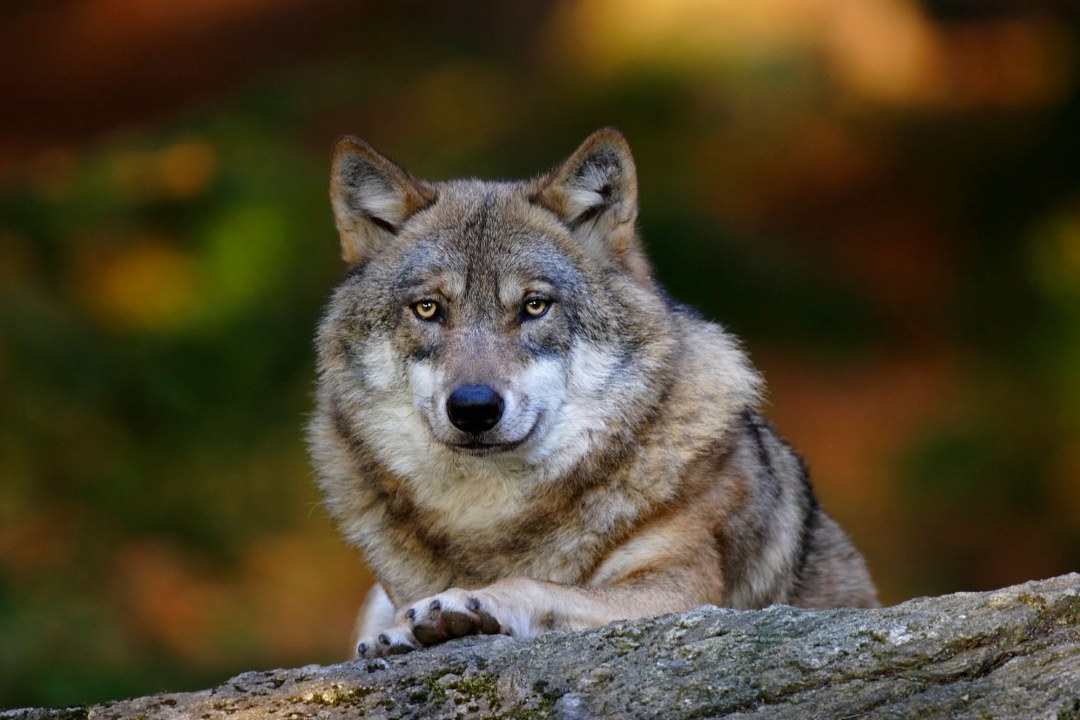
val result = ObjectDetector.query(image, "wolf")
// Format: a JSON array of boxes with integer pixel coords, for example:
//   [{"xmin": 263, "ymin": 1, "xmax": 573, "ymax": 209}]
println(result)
[{"xmin": 309, "ymin": 128, "xmax": 878, "ymax": 658}]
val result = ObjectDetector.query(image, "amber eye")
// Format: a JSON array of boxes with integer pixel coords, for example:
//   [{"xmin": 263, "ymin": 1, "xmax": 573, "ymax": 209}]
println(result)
[
  {"xmin": 412, "ymin": 299, "xmax": 440, "ymax": 321},
  {"xmin": 522, "ymin": 297, "xmax": 550, "ymax": 319}
]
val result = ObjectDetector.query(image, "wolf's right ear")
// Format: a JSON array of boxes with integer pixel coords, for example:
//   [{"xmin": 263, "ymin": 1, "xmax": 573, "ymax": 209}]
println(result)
[{"xmin": 330, "ymin": 137, "xmax": 437, "ymax": 265}]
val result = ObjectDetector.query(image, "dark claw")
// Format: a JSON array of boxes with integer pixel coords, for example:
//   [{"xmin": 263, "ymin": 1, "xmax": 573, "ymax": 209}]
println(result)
[
  {"xmin": 378, "ymin": 633, "xmax": 390, "ymax": 645},
  {"xmin": 466, "ymin": 597, "xmax": 480, "ymax": 612},
  {"xmin": 405, "ymin": 608, "xmax": 416, "ymax": 620},
  {"xmin": 429, "ymin": 599, "xmax": 441, "ymax": 611}
]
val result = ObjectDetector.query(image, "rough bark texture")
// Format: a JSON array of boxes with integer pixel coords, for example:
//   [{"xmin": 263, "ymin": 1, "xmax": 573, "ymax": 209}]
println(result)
[{"xmin": 5, "ymin": 574, "xmax": 1079, "ymax": 719}]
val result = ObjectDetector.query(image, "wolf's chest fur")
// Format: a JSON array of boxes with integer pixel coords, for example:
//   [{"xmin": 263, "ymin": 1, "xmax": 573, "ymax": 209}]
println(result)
[
  {"xmin": 310, "ymin": 128, "xmax": 878, "ymax": 620},
  {"xmin": 320, "ymin": 385, "xmax": 686, "ymax": 601}
]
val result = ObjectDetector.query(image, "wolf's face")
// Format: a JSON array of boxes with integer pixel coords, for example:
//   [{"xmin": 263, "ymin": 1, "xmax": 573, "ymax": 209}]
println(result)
[
  {"xmin": 350, "ymin": 186, "xmax": 597, "ymax": 457},
  {"xmin": 319, "ymin": 130, "xmax": 675, "ymax": 489}
]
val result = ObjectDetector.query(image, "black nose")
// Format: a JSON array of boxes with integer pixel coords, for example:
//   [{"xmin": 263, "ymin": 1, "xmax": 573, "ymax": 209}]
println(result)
[{"xmin": 446, "ymin": 384, "xmax": 504, "ymax": 434}]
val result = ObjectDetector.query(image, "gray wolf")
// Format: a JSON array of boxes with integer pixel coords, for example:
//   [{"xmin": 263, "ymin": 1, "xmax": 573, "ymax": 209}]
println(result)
[{"xmin": 308, "ymin": 128, "xmax": 878, "ymax": 658}]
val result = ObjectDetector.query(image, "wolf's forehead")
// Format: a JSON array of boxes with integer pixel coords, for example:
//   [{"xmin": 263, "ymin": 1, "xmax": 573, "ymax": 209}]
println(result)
[
  {"xmin": 394, "ymin": 234, "xmax": 580, "ymax": 293},
  {"xmin": 395, "ymin": 182, "xmax": 582, "ymax": 286},
  {"xmin": 415, "ymin": 182, "xmax": 543, "ymax": 239}
]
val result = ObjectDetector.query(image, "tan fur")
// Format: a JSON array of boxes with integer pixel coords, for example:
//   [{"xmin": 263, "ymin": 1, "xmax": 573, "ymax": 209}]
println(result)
[{"xmin": 310, "ymin": 128, "xmax": 878, "ymax": 659}]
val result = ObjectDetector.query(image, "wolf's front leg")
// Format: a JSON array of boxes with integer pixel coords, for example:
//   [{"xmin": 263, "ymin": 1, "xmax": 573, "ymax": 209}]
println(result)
[{"xmin": 355, "ymin": 576, "xmax": 704, "ymax": 659}]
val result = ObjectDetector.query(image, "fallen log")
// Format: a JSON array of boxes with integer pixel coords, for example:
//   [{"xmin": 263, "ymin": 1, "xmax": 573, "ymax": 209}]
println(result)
[{"xmin": 5, "ymin": 574, "xmax": 1078, "ymax": 719}]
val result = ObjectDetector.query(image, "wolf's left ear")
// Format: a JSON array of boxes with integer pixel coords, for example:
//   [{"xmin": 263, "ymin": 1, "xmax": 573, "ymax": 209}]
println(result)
[
  {"xmin": 531, "ymin": 128, "xmax": 650, "ymax": 284},
  {"xmin": 330, "ymin": 136, "xmax": 437, "ymax": 265}
]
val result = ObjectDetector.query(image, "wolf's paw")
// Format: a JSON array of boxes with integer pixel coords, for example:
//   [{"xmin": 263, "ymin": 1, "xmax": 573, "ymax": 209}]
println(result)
[
  {"xmin": 355, "ymin": 626, "xmax": 419, "ymax": 659},
  {"xmin": 405, "ymin": 588, "xmax": 504, "ymax": 647}
]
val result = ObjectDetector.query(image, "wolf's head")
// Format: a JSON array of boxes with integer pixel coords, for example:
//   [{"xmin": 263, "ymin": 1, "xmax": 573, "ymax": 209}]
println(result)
[{"xmin": 317, "ymin": 129, "xmax": 679, "ymax": 486}]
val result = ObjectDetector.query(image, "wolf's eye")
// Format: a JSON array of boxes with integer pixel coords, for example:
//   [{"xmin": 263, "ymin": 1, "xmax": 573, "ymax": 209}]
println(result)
[
  {"xmin": 522, "ymin": 297, "xmax": 550, "ymax": 319},
  {"xmin": 412, "ymin": 299, "xmax": 440, "ymax": 321}
]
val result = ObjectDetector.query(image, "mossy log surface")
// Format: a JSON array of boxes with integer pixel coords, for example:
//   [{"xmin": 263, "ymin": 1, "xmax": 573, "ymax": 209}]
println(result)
[{"xmin": 5, "ymin": 574, "xmax": 1079, "ymax": 719}]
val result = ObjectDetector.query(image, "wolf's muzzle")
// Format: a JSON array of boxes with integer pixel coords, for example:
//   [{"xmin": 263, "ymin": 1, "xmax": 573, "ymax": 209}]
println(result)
[{"xmin": 446, "ymin": 384, "xmax": 504, "ymax": 434}]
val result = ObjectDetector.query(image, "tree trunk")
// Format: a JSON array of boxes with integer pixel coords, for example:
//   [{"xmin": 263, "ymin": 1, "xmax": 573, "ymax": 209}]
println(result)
[{"xmin": 5, "ymin": 574, "xmax": 1079, "ymax": 719}]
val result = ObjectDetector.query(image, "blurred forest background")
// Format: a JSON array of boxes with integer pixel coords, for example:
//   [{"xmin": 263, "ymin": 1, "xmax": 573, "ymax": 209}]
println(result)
[{"xmin": 2, "ymin": 0, "xmax": 1079, "ymax": 709}]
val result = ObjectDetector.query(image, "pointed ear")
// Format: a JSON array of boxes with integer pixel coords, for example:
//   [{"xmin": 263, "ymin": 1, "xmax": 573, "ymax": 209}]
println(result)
[
  {"xmin": 531, "ymin": 128, "xmax": 650, "ymax": 283},
  {"xmin": 329, "ymin": 136, "xmax": 437, "ymax": 265}
]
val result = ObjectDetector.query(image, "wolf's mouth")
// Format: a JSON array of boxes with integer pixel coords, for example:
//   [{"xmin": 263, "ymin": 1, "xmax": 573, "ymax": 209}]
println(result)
[
  {"xmin": 445, "ymin": 412, "xmax": 545, "ymax": 455},
  {"xmin": 449, "ymin": 439, "xmax": 525, "ymax": 456}
]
